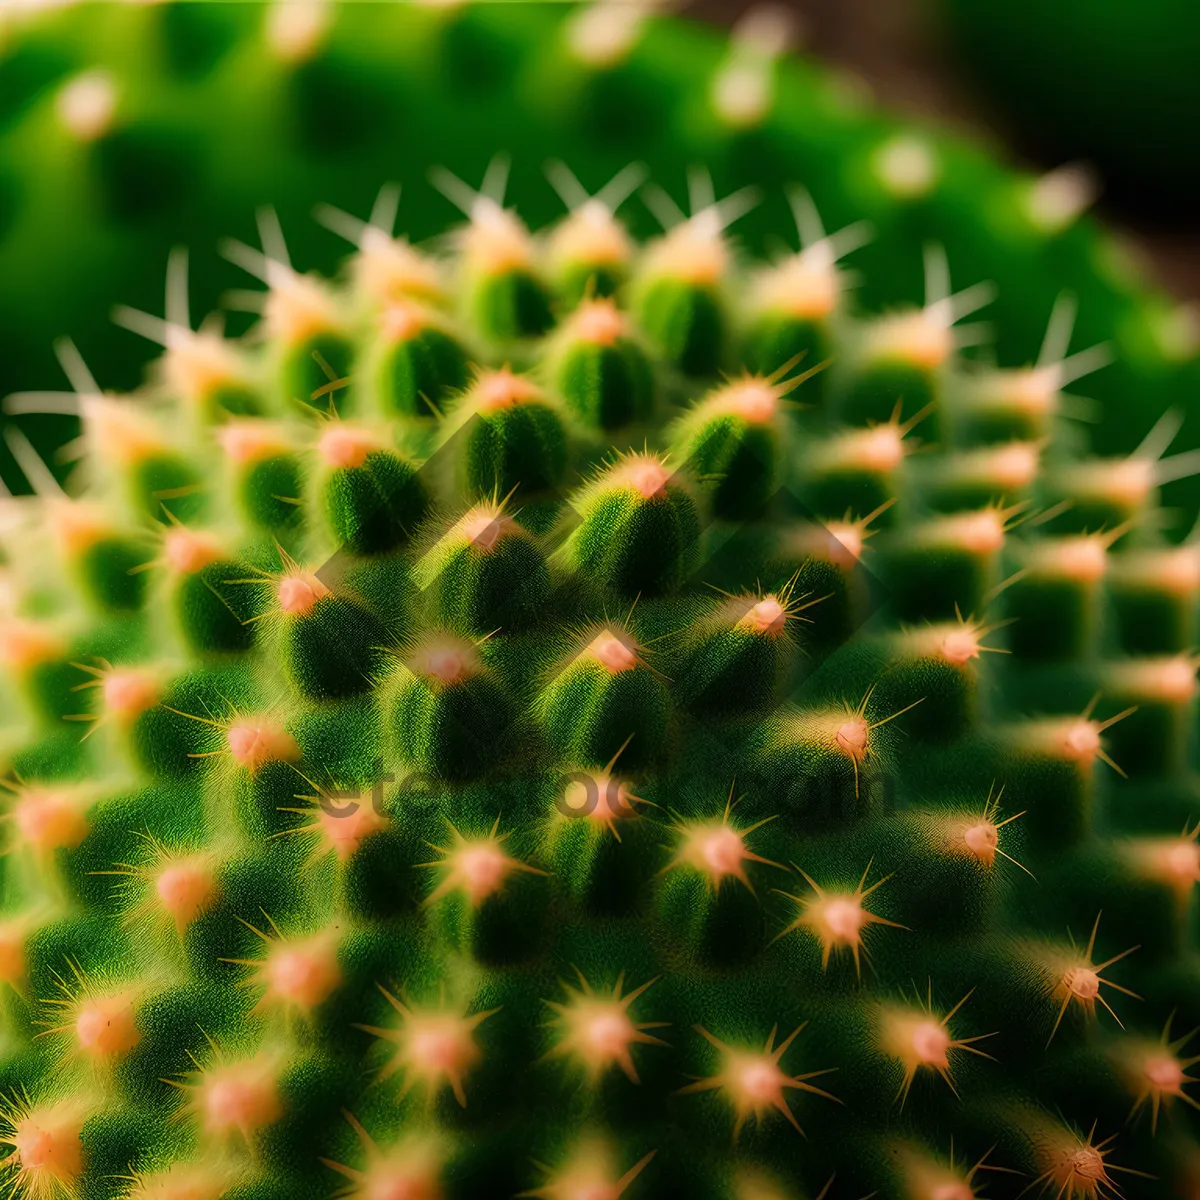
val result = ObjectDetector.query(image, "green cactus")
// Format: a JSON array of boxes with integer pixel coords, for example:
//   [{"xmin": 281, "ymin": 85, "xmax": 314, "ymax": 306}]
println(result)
[
  {"xmin": 2, "ymin": 4, "xmax": 1200, "ymax": 1200},
  {"xmin": 0, "ymin": 0, "xmax": 1198, "ymax": 513},
  {"xmin": 1, "ymin": 141, "xmax": 1200, "ymax": 1198}
]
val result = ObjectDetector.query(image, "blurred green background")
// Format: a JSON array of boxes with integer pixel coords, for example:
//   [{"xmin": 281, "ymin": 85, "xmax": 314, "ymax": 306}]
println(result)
[
  {"xmin": 713, "ymin": 0, "xmax": 1200, "ymax": 289},
  {"xmin": 0, "ymin": 0, "xmax": 1197, "ymax": 507}
]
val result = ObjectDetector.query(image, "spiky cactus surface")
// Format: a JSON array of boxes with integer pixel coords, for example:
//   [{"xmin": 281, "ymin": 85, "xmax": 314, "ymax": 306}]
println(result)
[
  {"xmin": 0, "ymin": 1, "xmax": 1199, "ymax": 509},
  {"xmin": 5, "ymin": 4, "xmax": 1200, "ymax": 1200},
  {"xmin": 2, "ymin": 147, "xmax": 1200, "ymax": 1200}
]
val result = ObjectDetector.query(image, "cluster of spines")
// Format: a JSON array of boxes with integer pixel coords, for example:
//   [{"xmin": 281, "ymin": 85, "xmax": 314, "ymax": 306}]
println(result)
[{"xmin": 0, "ymin": 155, "xmax": 1197, "ymax": 1200}]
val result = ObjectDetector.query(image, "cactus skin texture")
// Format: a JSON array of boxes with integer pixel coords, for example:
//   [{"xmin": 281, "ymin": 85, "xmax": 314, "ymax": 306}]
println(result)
[
  {"xmin": 4, "ymin": 152, "xmax": 1200, "ymax": 1200},
  {"xmin": 1, "ymin": 7, "xmax": 1200, "ymax": 1200},
  {"xmin": 0, "ymin": 1, "xmax": 1199, "ymax": 514}
]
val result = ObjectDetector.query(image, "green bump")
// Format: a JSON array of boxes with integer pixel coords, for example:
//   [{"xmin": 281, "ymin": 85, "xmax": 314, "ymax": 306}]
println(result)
[
  {"xmin": 549, "ymin": 299, "xmax": 655, "ymax": 431},
  {"xmin": 742, "ymin": 309, "xmax": 830, "ymax": 383},
  {"xmin": 277, "ymin": 583, "xmax": 390, "ymax": 701},
  {"xmin": 388, "ymin": 635, "xmax": 515, "ymax": 782},
  {"xmin": 423, "ymin": 826, "xmax": 549, "ymax": 964},
  {"xmin": 468, "ymin": 265, "xmax": 554, "ymax": 343},
  {"xmin": 563, "ymin": 455, "xmax": 699, "ymax": 596},
  {"xmin": 451, "ymin": 369, "xmax": 568, "ymax": 500},
  {"xmin": 128, "ymin": 665, "xmax": 252, "ymax": 778},
  {"xmin": 672, "ymin": 377, "xmax": 792, "ymax": 520},
  {"xmin": 162, "ymin": 532, "xmax": 262, "ymax": 656},
  {"xmin": 219, "ymin": 422, "xmax": 305, "ymax": 536},
  {"xmin": 71, "ymin": 535, "xmax": 150, "ymax": 614},
  {"xmin": 675, "ymin": 594, "xmax": 801, "ymax": 717},
  {"xmin": 538, "ymin": 628, "xmax": 669, "ymax": 770},
  {"xmin": 128, "ymin": 452, "xmax": 206, "ymax": 525},
  {"xmin": 280, "ymin": 331, "xmax": 356, "ymax": 415},
  {"xmin": 419, "ymin": 506, "xmax": 550, "ymax": 634},
  {"xmin": 315, "ymin": 432, "xmax": 429, "ymax": 557},
  {"xmin": 371, "ymin": 304, "xmax": 471, "ymax": 419},
  {"xmin": 634, "ymin": 275, "xmax": 724, "ymax": 378},
  {"xmin": 440, "ymin": 171, "xmax": 555, "ymax": 342}
]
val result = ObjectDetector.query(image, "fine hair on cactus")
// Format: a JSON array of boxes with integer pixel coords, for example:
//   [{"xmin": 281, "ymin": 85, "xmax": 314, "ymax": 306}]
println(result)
[{"xmin": 1, "ymin": 66, "xmax": 1200, "ymax": 1200}]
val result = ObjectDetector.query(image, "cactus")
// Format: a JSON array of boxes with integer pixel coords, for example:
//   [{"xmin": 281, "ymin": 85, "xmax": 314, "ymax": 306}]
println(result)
[
  {"xmin": 0, "ymin": 0, "xmax": 1198, "ymax": 513},
  {"xmin": 2, "ymin": 142, "xmax": 1200, "ymax": 1199},
  {"xmin": 2, "ymin": 4, "xmax": 1200, "ymax": 1199}
]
